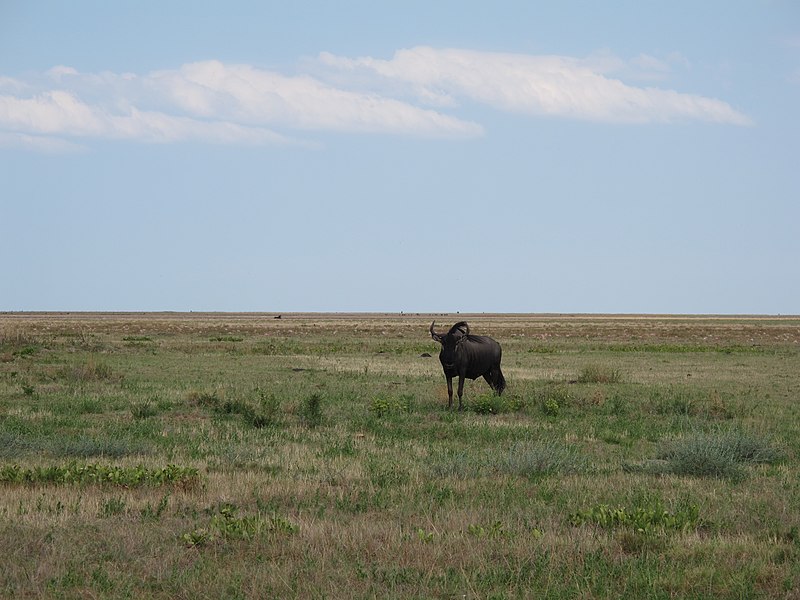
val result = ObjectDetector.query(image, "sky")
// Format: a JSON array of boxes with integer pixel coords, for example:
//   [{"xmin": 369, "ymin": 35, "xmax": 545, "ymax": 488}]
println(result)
[{"xmin": 1, "ymin": 1, "xmax": 799, "ymax": 314}]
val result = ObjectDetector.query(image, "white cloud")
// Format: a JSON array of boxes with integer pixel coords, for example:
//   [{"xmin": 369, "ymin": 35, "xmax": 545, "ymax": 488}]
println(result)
[
  {"xmin": 0, "ymin": 131, "xmax": 85, "ymax": 153},
  {"xmin": 0, "ymin": 76, "xmax": 29, "ymax": 94},
  {"xmin": 150, "ymin": 60, "xmax": 482, "ymax": 137},
  {"xmin": 0, "ymin": 91, "xmax": 105, "ymax": 136},
  {"xmin": 319, "ymin": 46, "xmax": 751, "ymax": 126},
  {"xmin": 0, "ymin": 47, "xmax": 751, "ymax": 153},
  {"xmin": 46, "ymin": 65, "xmax": 80, "ymax": 80},
  {"xmin": 0, "ymin": 60, "xmax": 482, "ymax": 152},
  {"xmin": 0, "ymin": 89, "xmax": 297, "ymax": 146}
]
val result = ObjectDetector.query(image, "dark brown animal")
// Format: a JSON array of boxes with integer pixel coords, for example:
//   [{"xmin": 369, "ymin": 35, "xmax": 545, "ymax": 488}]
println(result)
[{"xmin": 429, "ymin": 321, "xmax": 506, "ymax": 409}]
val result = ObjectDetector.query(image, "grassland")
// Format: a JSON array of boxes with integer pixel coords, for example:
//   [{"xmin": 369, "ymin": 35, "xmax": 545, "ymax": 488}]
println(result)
[{"xmin": 1, "ymin": 312, "xmax": 799, "ymax": 599}]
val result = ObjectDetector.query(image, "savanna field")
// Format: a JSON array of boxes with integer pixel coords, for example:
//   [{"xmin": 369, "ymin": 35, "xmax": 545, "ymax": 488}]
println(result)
[{"xmin": 1, "ymin": 312, "xmax": 799, "ymax": 599}]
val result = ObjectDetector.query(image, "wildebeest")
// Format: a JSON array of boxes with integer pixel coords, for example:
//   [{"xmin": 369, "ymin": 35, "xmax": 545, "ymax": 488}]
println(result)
[{"xmin": 429, "ymin": 321, "xmax": 506, "ymax": 410}]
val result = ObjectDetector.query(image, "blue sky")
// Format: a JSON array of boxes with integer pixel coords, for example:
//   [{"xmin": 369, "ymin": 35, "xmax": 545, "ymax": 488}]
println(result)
[{"xmin": 1, "ymin": 1, "xmax": 798, "ymax": 313}]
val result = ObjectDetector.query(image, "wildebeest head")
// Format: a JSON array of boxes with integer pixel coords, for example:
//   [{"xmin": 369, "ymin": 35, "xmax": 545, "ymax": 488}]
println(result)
[{"xmin": 429, "ymin": 321, "xmax": 470, "ymax": 369}]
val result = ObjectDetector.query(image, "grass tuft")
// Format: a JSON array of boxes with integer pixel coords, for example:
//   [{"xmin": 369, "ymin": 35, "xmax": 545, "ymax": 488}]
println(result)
[
  {"xmin": 500, "ymin": 440, "xmax": 589, "ymax": 479},
  {"xmin": 59, "ymin": 358, "xmax": 118, "ymax": 384},
  {"xmin": 131, "ymin": 400, "xmax": 159, "ymax": 419},
  {"xmin": 577, "ymin": 365, "xmax": 623, "ymax": 384}
]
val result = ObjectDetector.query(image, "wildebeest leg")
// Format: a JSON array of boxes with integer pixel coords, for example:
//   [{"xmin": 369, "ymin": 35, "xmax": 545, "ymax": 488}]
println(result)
[
  {"xmin": 446, "ymin": 376, "xmax": 454, "ymax": 409},
  {"xmin": 457, "ymin": 376, "xmax": 465, "ymax": 410}
]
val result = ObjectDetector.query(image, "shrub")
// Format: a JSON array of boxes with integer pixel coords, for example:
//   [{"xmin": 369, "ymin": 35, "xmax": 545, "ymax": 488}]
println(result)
[
  {"xmin": 658, "ymin": 429, "xmax": 782, "ymax": 479},
  {"xmin": 627, "ymin": 429, "xmax": 784, "ymax": 480},
  {"xmin": 542, "ymin": 397, "xmax": 559, "ymax": 417},
  {"xmin": 471, "ymin": 393, "xmax": 504, "ymax": 415},
  {"xmin": 470, "ymin": 393, "xmax": 524, "ymax": 415}
]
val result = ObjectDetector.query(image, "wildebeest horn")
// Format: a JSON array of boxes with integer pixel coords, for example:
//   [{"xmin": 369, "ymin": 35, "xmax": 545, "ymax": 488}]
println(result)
[{"xmin": 430, "ymin": 321, "xmax": 443, "ymax": 342}]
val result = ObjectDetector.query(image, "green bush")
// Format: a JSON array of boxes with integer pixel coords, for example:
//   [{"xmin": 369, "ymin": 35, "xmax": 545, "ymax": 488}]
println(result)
[
  {"xmin": 657, "ymin": 429, "xmax": 782, "ymax": 479},
  {"xmin": 471, "ymin": 393, "xmax": 504, "ymax": 415},
  {"xmin": 626, "ymin": 429, "xmax": 785, "ymax": 480},
  {"xmin": 542, "ymin": 397, "xmax": 560, "ymax": 417}
]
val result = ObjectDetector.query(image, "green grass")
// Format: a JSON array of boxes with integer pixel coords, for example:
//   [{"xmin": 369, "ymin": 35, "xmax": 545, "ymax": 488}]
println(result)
[
  {"xmin": 0, "ymin": 463, "xmax": 200, "ymax": 487},
  {"xmin": 0, "ymin": 313, "xmax": 799, "ymax": 598}
]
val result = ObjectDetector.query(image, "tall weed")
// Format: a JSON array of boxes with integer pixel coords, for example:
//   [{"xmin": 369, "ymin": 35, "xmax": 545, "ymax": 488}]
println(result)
[{"xmin": 300, "ymin": 393, "xmax": 324, "ymax": 428}]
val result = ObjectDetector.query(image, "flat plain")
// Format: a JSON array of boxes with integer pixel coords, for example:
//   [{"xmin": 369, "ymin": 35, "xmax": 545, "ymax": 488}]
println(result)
[{"xmin": 1, "ymin": 312, "xmax": 799, "ymax": 599}]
